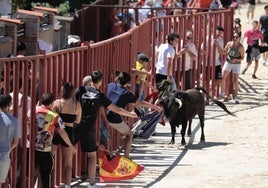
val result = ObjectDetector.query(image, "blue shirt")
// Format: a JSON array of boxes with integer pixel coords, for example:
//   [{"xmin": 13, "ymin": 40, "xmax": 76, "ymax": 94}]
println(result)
[
  {"xmin": 107, "ymin": 83, "xmax": 137, "ymax": 123},
  {"xmin": 0, "ymin": 112, "xmax": 21, "ymax": 156}
]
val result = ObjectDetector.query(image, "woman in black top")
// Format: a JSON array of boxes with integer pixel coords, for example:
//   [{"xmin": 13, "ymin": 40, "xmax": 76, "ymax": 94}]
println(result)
[{"xmin": 52, "ymin": 82, "xmax": 82, "ymax": 188}]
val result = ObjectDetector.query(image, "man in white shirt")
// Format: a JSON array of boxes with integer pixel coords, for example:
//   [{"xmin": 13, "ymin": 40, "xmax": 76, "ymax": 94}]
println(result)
[{"xmin": 155, "ymin": 32, "xmax": 180, "ymax": 91}]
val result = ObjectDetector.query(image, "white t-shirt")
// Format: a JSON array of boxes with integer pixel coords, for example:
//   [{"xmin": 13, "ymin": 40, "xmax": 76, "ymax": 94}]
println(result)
[
  {"xmin": 155, "ymin": 43, "xmax": 175, "ymax": 75},
  {"xmin": 138, "ymin": 5, "xmax": 150, "ymax": 22},
  {"xmin": 10, "ymin": 92, "xmax": 31, "ymax": 127},
  {"xmin": 204, "ymin": 35, "xmax": 224, "ymax": 66},
  {"xmin": 185, "ymin": 42, "xmax": 197, "ymax": 71},
  {"xmin": 215, "ymin": 37, "xmax": 224, "ymax": 66}
]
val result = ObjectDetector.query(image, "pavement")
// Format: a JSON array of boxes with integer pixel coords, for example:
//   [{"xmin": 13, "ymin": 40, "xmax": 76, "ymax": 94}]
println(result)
[{"xmin": 71, "ymin": 2, "xmax": 268, "ymax": 188}]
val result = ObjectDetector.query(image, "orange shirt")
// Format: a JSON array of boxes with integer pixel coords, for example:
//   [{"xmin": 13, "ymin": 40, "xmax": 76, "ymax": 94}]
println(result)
[{"xmin": 195, "ymin": 0, "xmax": 212, "ymax": 8}]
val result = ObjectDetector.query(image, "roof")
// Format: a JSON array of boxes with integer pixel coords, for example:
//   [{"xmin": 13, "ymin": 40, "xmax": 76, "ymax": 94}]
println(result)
[
  {"xmin": 0, "ymin": 18, "xmax": 21, "ymax": 25},
  {"xmin": 33, "ymin": 6, "xmax": 59, "ymax": 14},
  {"xmin": 17, "ymin": 9, "xmax": 44, "ymax": 18}
]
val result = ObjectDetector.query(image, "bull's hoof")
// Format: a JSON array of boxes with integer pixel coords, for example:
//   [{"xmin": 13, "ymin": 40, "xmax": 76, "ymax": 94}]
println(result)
[
  {"xmin": 178, "ymin": 145, "xmax": 187, "ymax": 150},
  {"xmin": 181, "ymin": 141, "xmax": 186, "ymax": 146},
  {"xmin": 200, "ymin": 138, "xmax": 205, "ymax": 142},
  {"xmin": 169, "ymin": 140, "xmax": 175, "ymax": 144},
  {"xmin": 187, "ymin": 132, "xmax": 192, "ymax": 137}
]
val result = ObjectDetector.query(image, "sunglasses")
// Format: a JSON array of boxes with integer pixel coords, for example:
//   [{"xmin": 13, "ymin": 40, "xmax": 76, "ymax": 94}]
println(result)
[
  {"xmin": 186, "ymin": 36, "xmax": 192, "ymax": 39},
  {"xmin": 233, "ymin": 36, "xmax": 239, "ymax": 39}
]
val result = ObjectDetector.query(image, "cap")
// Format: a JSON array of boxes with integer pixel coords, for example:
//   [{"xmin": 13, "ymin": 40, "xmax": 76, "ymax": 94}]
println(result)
[
  {"xmin": 216, "ymin": 26, "xmax": 224, "ymax": 32},
  {"xmin": 67, "ymin": 35, "xmax": 81, "ymax": 45},
  {"xmin": 137, "ymin": 52, "xmax": 149, "ymax": 62}
]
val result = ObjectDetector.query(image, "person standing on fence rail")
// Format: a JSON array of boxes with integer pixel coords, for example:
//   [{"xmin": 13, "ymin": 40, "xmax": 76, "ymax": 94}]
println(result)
[
  {"xmin": 132, "ymin": 52, "xmax": 158, "ymax": 100},
  {"xmin": 33, "ymin": 92, "xmax": 76, "ymax": 188},
  {"xmin": 155, "ymin": 32, "xmax": 180, "ymax": 91},
  {"xmin": 75, "ymin": 70, "xmax": 138, "ymax": 188},
  {"xmin": 52, "ymin": 82, "xmax": 82, "ymax": 188},
  {"xmin": 0, "ymin": 94, "xmax": 21, "ymax": 188}
]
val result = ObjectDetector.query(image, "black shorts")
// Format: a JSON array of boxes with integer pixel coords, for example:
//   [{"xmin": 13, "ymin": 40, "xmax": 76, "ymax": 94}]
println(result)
[
  {"xmin": 52, "ymin": 126, "xmax": 79, "ymax": 147},
  {"xmin": 215, "ymin": 65, "xmax": 222, "ymax": 80},
  {"xmin": 77, "ymin": 124, "xmax": 97, "ymax": 152},
  {"xmin": 156, "ymin": 74, "xmax": 167, "ymax": 89},
  {"xmin": 205, "ymin": 66, "xmax": 222, "ymax": 80},
  {"xmin": 264, "ymin": 35, "xmax": 268, "ymax": 44}
]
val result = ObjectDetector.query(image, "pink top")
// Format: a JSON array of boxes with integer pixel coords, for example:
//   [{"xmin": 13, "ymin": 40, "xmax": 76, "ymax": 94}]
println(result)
[{"xmin": 243, "ymin": 29, "xmax": 264, "ymax": 46}]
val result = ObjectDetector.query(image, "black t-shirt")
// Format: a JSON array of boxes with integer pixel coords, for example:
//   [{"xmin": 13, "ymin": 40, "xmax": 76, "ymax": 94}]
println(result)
[
  {"xmin": 260, "ymin": 15, "xmax": 268, "ymax": 36},
  {"xmin": 220, "ymin": 0, "xmax": 232, "ymax": 8},
  {"xmin": 107, "ymin": 83, "xmax": 137, "ymax": 123},
  {"xmin": 247, "ymin": 0, "xmax": 256, "ymax": 5},
  {"xmin": 76, "ymin": 86, "xmax": 111, "ymax": 130}
]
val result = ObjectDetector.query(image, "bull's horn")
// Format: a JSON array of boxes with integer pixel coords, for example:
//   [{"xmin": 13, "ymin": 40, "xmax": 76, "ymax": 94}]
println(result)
[
  {"xmin": 175, "ymin": 98, "xmax": 182, "ymax": 108},
  {"xmin": 155, "ymin": 97, "xmax": 164, "ymax": 105},
  {"xmin": 155, "ymin": 99, "xmax": 160, "ymax": 105}
]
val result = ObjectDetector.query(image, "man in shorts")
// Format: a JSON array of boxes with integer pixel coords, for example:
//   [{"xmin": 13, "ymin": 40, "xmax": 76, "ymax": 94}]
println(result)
[
  {"xmin": 0, "ymin": 94, "xmax": 21, "ymax": 188},
  {"xmin": 106, "ymin": 72, "xmax": 162, "ymax": 158},
  {"xmin": 75, "ymin": 70, "xmax": 137, "ymax": 188},
  {"xmin": 259, "ymin": 5, "xmax": 268, "ymax": 65},
  {"xmin": 212, "ymin": 26, "xmax": 225, "ymax": 97}
]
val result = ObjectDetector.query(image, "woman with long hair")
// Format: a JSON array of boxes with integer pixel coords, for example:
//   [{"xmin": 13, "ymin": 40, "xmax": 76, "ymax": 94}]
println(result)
[
  {"xmin": 52, "ymin": 82, "xmax": 82, "ymax": 188},
  {"xmin": 221, "ymin": 32, "xmax": 245, "ymax": 104}
]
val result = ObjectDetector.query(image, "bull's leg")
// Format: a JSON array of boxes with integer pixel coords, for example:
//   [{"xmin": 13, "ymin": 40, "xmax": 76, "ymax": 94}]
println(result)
[
  {"xmin": 169, "ymin": 123, "xmax": 176, "ymax": 144},
  {"xmin": 187, "ymin": 119, "xmax": 192, "ymax": 136},
  {"xmin": 180, "ymin": 121, "xmax": 187, "ymax": 145},
  {"xmin": 199, "ymin": 114, "xmax": 205, "ymax": 142}
]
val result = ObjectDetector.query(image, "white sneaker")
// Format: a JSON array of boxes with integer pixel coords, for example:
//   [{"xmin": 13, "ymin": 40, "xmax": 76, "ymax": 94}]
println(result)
[{"xmin": 233, "ymin": 97, "xmax": 240, "ymax": 104}]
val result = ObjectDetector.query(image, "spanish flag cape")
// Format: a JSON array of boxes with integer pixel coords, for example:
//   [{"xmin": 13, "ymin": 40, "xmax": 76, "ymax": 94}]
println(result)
[{"xmin": 98, "ymin": 150, "xmax": 144, "ymax": 182}]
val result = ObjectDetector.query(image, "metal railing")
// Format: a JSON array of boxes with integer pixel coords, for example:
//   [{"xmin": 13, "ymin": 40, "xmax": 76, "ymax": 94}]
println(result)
[{"xmin": 0, "ymin": 7, "xmax": 234, "ymax": 187}]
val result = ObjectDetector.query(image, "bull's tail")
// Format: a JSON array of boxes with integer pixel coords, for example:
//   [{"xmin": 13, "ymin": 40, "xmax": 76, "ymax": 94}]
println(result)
[{"xmin": 195, "ymin": 86, "xmax": 235, "ymax": 116}]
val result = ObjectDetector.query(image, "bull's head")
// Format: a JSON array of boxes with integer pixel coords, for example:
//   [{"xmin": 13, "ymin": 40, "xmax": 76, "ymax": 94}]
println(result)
[{"xmin": 157, "ymin": 91, "xmax": 184, "ymax": 122}]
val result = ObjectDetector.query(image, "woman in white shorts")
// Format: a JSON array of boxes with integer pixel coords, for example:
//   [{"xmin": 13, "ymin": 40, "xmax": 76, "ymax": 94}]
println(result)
[{"xmin": 221, "ymin": 32, "xmax": 245, "ymax": 104}]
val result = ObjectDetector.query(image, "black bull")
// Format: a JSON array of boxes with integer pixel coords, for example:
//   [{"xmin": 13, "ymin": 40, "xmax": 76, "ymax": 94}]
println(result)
[{"xmin": 159, "ymin": 86, "xmax": 234, "ymax": 145}]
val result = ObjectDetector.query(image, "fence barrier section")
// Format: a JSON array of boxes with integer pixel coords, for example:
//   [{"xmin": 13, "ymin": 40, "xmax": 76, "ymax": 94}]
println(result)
[{"xmin": 0, "ymin": 7, "xmax": 234, "ymax": 187}]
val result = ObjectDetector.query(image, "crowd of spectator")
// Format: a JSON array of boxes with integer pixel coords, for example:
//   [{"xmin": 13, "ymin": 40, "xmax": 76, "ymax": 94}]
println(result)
[{"xmin": 1, "ymin": 1, "xmax": 268, "ymax": 187}]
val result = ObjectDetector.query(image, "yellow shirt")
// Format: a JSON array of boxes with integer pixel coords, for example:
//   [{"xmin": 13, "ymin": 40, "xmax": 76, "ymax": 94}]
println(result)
[{"xmin": 135, "ymin": 61, "xmax": 147, "ymax": 85}]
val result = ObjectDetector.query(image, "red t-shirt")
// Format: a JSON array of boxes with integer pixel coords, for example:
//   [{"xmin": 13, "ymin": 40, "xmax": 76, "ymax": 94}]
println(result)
[{"xmin": 195, "ymin": 0, "xmax": 213, "ymax": 8}]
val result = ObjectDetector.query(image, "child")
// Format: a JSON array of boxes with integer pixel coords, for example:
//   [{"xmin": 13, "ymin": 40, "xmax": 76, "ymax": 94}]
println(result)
[{"xmin": 132, "ymin": 52, "xmax": 157, "ymax": 101}]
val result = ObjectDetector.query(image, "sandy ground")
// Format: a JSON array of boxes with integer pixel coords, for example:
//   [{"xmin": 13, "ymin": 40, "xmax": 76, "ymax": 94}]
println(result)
[
  {"xmin": 153, "ymin": 2, "xmax": 268, "ymax": 188},
  {"xmin": 73, "ymin": 2, "xmax": 268, "ymax": 188}
]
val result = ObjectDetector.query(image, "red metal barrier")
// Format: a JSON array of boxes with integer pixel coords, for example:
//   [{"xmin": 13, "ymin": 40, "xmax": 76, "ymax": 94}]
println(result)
[{"xmin": 0, "ymin": 8, "xmax": 234, "ymax": 187}]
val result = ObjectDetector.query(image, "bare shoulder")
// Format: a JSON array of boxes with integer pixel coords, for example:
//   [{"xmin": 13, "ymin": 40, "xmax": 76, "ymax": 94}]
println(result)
[{"xmin": 53, "ymin": 99, "xmax": 60, "ymax": 106}]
